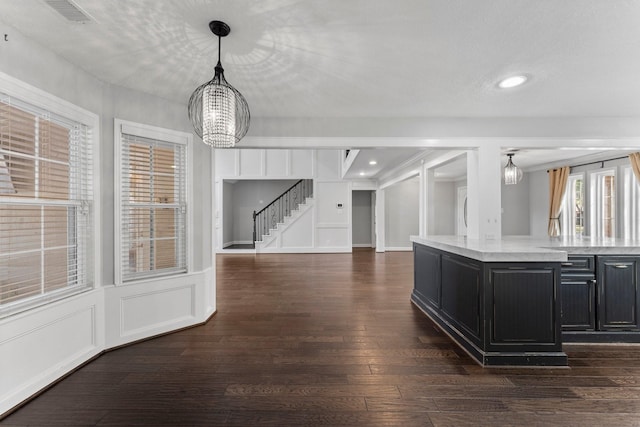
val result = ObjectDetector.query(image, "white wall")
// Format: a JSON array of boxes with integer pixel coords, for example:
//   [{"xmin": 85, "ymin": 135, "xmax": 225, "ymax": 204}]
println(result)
[
  {"xmin": 228, "ymin": 180, "xmax": 298, "ymax": 244},
  {"xmin": 420, "ymin": 166, "xmax": 537, "ymax": 238},
  {"xmin": 385, "ymin": 176, "xmax": 420, "ymax": 249},
  {"xmin": 352, "ymin": 191, "xmax": 373, "ymax": 246},
  {"xmin": 529, "ymin": 169, "xmax": 549, "ymax": 237},
  {"xmin": 223, "ymin": 181, "xmax": 234, "ymax": 247},
  {"xmin": 433, "ymin": 181, "xmax": 456, "ymax": 235},
  {"xmin": 314, "ymin": 150, "xmax": 351, "ymax": 251},
  {"xmin": 215, "ymin": 149, "xmax": 314, "ymax": 178},
  {"xmin": 0, "ymin": 23, "xmax": 214, "ymax": 416},
  {"xmin": 315, "ymin": 181, "xmax": 351, "ymax": 250},
  {"xmin": 217, "ymin": 149, "xmax": 352, "ymax": 253},
  {"xmin": 502, "ymin": 173, "xmax": 531, "ymax": 236}
]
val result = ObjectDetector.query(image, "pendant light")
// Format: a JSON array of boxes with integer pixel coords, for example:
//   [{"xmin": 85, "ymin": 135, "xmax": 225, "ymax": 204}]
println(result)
[
  {"xmin": 188, "ymin": 20, "xmax": 250, "ymax": 148},
  {"xmin": 503, "ymin": 153, "xmax": 523, "ymax": 185}
]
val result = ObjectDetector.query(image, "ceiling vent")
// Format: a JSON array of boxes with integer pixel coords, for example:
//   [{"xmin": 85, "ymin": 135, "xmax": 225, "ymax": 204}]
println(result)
[{"xmin": 44, "ymin": 0, "xmax": 93, "ymax": 23}]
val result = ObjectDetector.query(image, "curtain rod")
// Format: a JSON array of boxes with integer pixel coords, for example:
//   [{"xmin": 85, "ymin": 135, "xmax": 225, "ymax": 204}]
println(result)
[{"xmin": 547, "ymin": 155, "xmax": 630, "ymax": 173}]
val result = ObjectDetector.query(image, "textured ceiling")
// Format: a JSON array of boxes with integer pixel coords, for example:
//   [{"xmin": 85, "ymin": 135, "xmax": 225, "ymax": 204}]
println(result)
[
  {"xmin": 2, "ymin": 0, "xmax": 640, "ymax": 119},
  {"xmin": 1, "ymin": 0, "xmax": 638, "ymax": 177}
]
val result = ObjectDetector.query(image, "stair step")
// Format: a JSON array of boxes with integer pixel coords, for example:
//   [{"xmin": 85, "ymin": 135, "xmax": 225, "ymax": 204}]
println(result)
[{"xmin": 256, "ymin": 197, "xmax": 314, "ymax": 244}]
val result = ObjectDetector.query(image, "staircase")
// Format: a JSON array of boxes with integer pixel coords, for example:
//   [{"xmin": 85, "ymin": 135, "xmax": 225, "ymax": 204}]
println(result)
[{"xmin": 253, "ymin": 179, "xmax": 313, "ymax": 248}]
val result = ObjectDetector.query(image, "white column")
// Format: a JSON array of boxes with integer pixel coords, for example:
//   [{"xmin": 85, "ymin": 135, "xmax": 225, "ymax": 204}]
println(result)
[
  {"xmin": 424, "ymin": 167, "xmax": 435, "ymax": 235},
  {"xmin": 466, "ymin": 145, "xmax": 502, "ymax": 239},
  {"xmin": 419, "ymin": 164, "xmax": 426, "ymax": 237},
  {"xmin": 375, "ymin": 188, "xmax": 385, "ymax": 252}
]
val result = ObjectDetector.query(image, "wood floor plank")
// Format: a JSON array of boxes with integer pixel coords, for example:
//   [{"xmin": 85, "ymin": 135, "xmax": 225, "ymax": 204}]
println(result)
[
  {"xmin": 364, "ymin": 396, "xmax": 439, "ymax": 412},
  {"xmin": 224, "ymin": 384, "xmax": 401, "ymax": 398},
  {"xmin": 348, "ymin": 373, "xmax": 513, "ymax": 386},
  {"xmin": 95, "ymin": 410, "xmax": 230, "ymax": 426},
  {"xmin": 427, "ymin": 412, "xmax": 640, "ymax": 427},
  {"xmin": 369, "ymin": 364, "xmax": 469, "ymax": 375},
  {"xmin": 224, "ymin": 410, "xmax": 435, "ymax": 426},
  {"xmin": 506, "ymin": 375, "xmax": 619, "ymax": 387},
  {"xmin": 398, "ymin": 384, "xmax": 581, "ymax": 399},
  {"xmin": 570, "ymin": 386, "xmax": 640, "ymax": 399},
  {"xmin": 4, "ymin": 249, "xmax": 640, "ymax": 426},
  {"xmin": 504, "ymin": 398, "xmax": 640, "ymax": 414},
  {"xmin": 463, "ymin": 365, "xmax": 638, "ymax": 377}
]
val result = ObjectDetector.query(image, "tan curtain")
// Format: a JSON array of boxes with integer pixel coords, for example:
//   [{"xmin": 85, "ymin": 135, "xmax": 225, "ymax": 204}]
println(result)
[
  {"xmin": 548, "ymin": 166, "xmax": 570, "ymax": 237},
  {"xmin": 630, "ymin": 152, "xmax": 640, "ymax": 183}
]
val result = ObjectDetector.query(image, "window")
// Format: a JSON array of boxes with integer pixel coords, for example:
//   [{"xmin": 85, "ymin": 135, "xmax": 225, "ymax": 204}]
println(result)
[
  {"xmin": 0, "ymin": 91, "xmax": 94, "ymax": 316},
  {"xmin": 115, "ymin": 120, "xmax": 190, "ymax": 283},
  {"xmin": 590, "ymin": 169, "xmax": 616, "ymax": 239},
  {"xmin": 622, "ymin": 166, "xmax": 640, "ymax": 240},
  {"xmin": 561, "ymin": 173, "xmax": 585, "ymax": 236}
]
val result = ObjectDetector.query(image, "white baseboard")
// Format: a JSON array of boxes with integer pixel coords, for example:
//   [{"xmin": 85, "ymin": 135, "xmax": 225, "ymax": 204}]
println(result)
[
  {"xmin": 222, "ymin": 240, "xmax": 253, "ymax": 248},
  {"xmin": 256, "ymin": 247, "xmax": 351, "ymax": 254},
  {"xmin": 384, "ymin": 246, "xmax": 413, "ymax": 252},
  {"xmin": 352, "ymin": 243, "xmax": 373, "ymax": 248}
]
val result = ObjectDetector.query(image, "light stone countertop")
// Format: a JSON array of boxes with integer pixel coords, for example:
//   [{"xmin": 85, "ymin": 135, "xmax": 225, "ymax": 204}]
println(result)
[{"xmin": 410, "ymin": 235, "xmax": 640, "ymax": 262}]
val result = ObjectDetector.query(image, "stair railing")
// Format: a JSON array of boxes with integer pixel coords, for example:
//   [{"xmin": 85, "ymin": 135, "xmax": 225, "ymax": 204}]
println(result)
[{"xmin": 253, "ymin": 179, "xmax": 313, "ymax": 247}]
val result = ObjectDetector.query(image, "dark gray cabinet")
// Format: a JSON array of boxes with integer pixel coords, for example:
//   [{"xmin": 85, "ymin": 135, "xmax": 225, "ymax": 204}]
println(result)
[
  {"xmin": 412, "ymin": 243, "xmax": 566, "ymax": 366},
  {"xmin": 413, "ymin": 243, "xmax": 441, "ymax": 309},
  {"xmin": 560, "ymin": 275, "xmax": 595, "ymax": 330},
  {"xmin": 597, "ymin": 256, "xmax": 640, "ymax": 330},
  {"xmin": 561, "ymin": 255, "xmax": 640, "ymax": 342},
  {"xmin": 560, "ymin": 256, "xmax": 596, "ymax": 330},
  {"xmin": 441, "ymin": 254, "xmax": 482, "ymax": 344}
]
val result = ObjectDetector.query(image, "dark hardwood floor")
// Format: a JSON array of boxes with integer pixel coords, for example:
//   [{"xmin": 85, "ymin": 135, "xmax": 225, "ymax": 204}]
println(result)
[{"xmin": 4, "ymin": 249, "xmax": 640, "ymax": 426}]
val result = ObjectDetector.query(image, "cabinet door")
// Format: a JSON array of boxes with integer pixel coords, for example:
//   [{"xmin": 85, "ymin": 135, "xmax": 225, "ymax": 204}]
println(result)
[
  {"xmin": 414, "ymin": 244, "xmax": 441, "ymax": 309},
  {"xmin": 597, "ymin": 257, "xmax": 640, "ymax": 330},
  {"xmin": 560, "ymin": 276, "xmax": 595, "ymax": 331}
]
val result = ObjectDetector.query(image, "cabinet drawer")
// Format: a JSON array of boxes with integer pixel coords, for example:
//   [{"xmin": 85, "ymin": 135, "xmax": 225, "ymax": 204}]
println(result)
[{"xmin": 562, "ymin": 256, "xmax": 595, "ymax": 273}]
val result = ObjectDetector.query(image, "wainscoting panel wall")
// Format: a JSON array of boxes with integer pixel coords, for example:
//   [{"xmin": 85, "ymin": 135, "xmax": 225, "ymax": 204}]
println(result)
[
  {"xmin": 215, "ymin": 149, "xmax": 317, "ymax": 180},
  {"xmin": 265, "ymin": 149, "xmax": 289, "ymax": 177},
  {"xmin": 104, "ymin": 269, "xmax": 213, "ymax": 348},
  {"xmin": 0, "ymin": 290, "xmax": 104, "ymax": 414},
  {"xmin": 257, "ymin": 202, "xmax": 315, "ymax": 252},
  {"xmin": 239, "ymin": 150, "xmax": 263, "ymax": 176},
  {"xmin": 216, "ymin": 150, "xmax": 352, "ymax": 253}
]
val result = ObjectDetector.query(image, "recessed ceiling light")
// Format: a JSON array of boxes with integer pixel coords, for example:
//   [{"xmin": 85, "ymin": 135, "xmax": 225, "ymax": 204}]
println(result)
[
  {"xmin": 369, "ymin": 160, "xmax": 377, "ymax": 165},
  {"xmin": 359, "ymin": 172, "xmax": 365, "ymax": 176},
  {"xmin": 498, "ymin": 75, "xmax": 528, "ymax": 89}
]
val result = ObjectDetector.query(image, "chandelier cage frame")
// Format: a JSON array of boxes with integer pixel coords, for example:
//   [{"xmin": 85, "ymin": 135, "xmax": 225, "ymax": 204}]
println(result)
[
  {"xmin": 503, "ymin": 153, "xmax": 523, "ymax": 185},
  {"xmin": 188, "ymin": 20, "xmax": 250, "ymax": 148}
]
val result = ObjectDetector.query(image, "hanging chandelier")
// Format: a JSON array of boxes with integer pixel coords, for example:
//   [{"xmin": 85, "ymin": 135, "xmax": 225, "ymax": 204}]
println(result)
[
  {"xmin": 188, "ymin": 20, "xmax": 250, "ymax": 148},
  {"xmin": 503, "ymin": 153, "xmax": 523, "ymax": 185}
]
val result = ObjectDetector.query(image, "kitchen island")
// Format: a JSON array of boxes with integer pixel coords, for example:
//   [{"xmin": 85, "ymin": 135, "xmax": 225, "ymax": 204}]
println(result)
[{"xmin": 411, "ymin": 236, "xmax": 640, "ymax": 367}]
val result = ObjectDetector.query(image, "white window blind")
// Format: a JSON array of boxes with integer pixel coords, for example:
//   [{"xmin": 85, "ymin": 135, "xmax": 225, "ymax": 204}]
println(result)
[
  {"xmin": 0, "ymin": 95, "xmax": 93, "ymax": 315},
  {"xmin": 623, "ymin": 166, "xmax": 640, "ymax": 240},
  {"xmin": 561, "ymin": 174, "xmax": 585, "ymax": 237},
  {"xmin": 120, "ymin": 132, "xmax": 187, "ymax": 282},
  {"xmin": 590, "ymin": 169, "xmax": 616, "ymax": 239}
]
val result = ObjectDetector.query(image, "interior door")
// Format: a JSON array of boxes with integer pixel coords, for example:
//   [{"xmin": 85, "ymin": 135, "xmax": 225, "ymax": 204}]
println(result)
[{"xmin": 457, "ymin": 186, "xmax": 468, "ymax": 236}]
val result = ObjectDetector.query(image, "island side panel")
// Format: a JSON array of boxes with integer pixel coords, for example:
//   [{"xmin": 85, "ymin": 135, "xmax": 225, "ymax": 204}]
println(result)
[
  {"xmin": 412, "ymin": 241, "xmax": 567, "ymax": 366},
  {"xmin": 413, "ymin": 243, "xmax": 441, "ymax": 310},
  {"xmin": 487, "ymin": 265, "xmax": 561, "ymax": 349},
  {"xmin": 440, "ymin": 254, "xmax": 483, "ymax": 346}
]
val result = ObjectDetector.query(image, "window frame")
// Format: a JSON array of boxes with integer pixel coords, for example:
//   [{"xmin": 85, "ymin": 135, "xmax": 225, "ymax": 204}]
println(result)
[
  {"xmin": 589, "ymin": 168, "xmax": 617, "ymax": 239},
  {"xmin": 561, "ymin": 172, "xmax": 585, "ymax": 237},
  {"xmin": 622, "ymin": 165, "xmax": 640, "ymax": 240},
  {"xmin": 0, "ymin": 71, "xmax": 100, "ymax": 317},
  {"xmin": 114, "ymin": 119, "xmax": 193, "ymax": 285}
]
